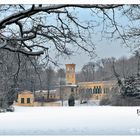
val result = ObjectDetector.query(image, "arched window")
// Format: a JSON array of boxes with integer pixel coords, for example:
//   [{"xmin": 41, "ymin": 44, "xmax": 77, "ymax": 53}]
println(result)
[
  {"xmin": 93, "ymin": 88, "xmax": 95, "ymax": 94},
  {"xmin": 95, "ymin": 86, "xmax": 98, "ymax": 94},
  {"xmin": 99, "ymin": 86, "xmax": 102, "ymax": 93},
  {"xmin": 89, "ymin": 88, "xmax": 92, "ymax": 94}
]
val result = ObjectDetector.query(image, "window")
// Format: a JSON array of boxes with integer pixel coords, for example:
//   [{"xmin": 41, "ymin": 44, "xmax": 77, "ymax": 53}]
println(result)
[
  {"xmin": 99, "ymin": 86, "xmax": 102, "ymax": 93},
  {"xmin": 93, "ymin": 87, "xmax": 96, "ymax": 94},
  {"xmin": 89, "ymin": 88, "xmax": 92, "ymax": 94},
  {"xmin": 27, "ymin": 98, "xmax": 30, "ymax": 104},
  {"xmin": 21, "ymin": 98, "xmax": 24, "ymax": 104},
  {"xmin": 96, "ymin": 87, "xmax": 98, "ymax": 94},
  {"xmin": 95, "ymin": 87, "xmax": 98, "ymax": 94}
]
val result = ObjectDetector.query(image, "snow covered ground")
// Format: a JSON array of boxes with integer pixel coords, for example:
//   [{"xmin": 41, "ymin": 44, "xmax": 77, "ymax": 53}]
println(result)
[{"xmin": 0, "ymin": 106, "xmax": 140, "ymax": 135}]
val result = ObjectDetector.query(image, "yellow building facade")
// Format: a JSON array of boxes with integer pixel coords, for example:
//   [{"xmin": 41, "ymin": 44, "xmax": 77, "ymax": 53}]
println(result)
[
  {"xmin": 17, "ymin": 91, "xmax": 34, "ymax": 106},
  {"xmin": 78, "ymin": 80, "xmax": 116, "ymax": 100}
]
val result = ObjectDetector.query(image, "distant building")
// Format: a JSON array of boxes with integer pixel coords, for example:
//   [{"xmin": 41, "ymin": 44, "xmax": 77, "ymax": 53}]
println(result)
[
  {"xmin": 34, "ymin": 90, "xmax": 60, "ymax": 101},
  {"xmin": 17, "ymin": 91, "xmax": 34, "ymax": 106}
]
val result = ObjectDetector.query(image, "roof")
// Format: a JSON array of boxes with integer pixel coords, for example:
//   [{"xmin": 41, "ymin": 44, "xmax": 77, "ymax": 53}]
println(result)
[
  {"xmin": 78, "ymin": 80, "xmax": 117, "ymax": 85},
  {"xmin": 35, "ymin": 90, "xmax": 56, "ymax": 93},
  {"xmin": 56, "ymin": 84, "xmax": 78, "ymax": 88},
  {"xmin": 19, "ymin": 91, "xmax": 33, "ymax": 94}
]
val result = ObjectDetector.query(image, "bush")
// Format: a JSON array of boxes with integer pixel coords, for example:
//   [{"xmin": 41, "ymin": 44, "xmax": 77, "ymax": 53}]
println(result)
[
  {"xmin": 110, "ymin": 94, "xmax": 140, "ymax": 106},
  {"xmin": 100, "ymin": 97, "xmax": 111, "ymax": 105},
  {"xmin": 99, "ymin": 94, "xmax": 140, "ymax": 106}
]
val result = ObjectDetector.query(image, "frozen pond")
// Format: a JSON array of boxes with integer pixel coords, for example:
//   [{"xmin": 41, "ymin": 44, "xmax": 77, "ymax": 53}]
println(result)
[{"xmin": 0, "ymin": 106, "xmax": 140, "ymax": 135}]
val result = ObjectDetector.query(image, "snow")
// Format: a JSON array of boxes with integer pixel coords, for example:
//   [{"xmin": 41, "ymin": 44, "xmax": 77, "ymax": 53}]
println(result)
[{"xmin": 0, "ymin": 106, "xmax": 140, "ymax": 135}]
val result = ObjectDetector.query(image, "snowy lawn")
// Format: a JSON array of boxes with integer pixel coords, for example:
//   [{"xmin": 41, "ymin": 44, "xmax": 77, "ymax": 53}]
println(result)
[{"xmin": 0, "ymin": 106, "xmax": 140, "ymax": 135}]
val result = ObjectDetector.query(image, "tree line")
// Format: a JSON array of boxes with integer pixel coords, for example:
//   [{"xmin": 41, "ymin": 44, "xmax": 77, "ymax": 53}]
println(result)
[
  {"xmin": 1, "ymin": 49, "xmax": 140, "ymax": 107},
  {"xmin": 76, "ymin": 52, "xmax": 140, "ymax": 83}
]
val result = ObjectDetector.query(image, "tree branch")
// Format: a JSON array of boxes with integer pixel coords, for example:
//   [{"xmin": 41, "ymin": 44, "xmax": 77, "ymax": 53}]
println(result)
[
  {"xmin": 2, "ymin": 45, "xmax": 44, "ymax": 56},
  {"xmin": 0, "ymin": 4, "xmax": 123, "ymax": 29}
]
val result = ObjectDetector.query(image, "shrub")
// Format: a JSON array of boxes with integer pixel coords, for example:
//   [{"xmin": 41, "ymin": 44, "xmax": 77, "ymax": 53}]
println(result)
[
  {"xmin": 110, "ymin": 94, "xmax": 140, "ymax": 106},
  {"xmin": 100, "ymin": 96, "xmax": 111, "ymax": 105}
]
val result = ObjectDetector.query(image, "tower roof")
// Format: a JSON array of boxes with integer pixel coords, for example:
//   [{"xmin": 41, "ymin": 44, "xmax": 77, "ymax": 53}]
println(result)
[{"xmin": 65, "ymin": 64, "xmax": 75, "ymax": 67}]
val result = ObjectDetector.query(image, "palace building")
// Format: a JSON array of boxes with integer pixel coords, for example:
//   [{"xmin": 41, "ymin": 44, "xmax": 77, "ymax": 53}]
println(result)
[{"xmin": 64, "ymin": 63, "xmax": 116, "ymax": 100}]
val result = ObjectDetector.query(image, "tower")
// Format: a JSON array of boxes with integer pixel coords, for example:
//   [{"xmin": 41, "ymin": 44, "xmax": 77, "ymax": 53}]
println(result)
[{"xmin": 65, "ymin": 64, "xmax": 76, "ymax": 85}]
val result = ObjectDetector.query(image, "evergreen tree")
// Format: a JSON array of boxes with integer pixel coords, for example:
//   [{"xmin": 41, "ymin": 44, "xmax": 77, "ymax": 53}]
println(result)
[{"xmin": 121, "ymin": 75, "xmax": 140, "ymax": 97}]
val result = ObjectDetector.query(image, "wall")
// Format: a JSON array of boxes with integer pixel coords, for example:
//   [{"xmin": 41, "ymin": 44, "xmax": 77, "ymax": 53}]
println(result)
[{"xmin": 78, "ymin": 81, "xmax": 116, "ymax": 100}]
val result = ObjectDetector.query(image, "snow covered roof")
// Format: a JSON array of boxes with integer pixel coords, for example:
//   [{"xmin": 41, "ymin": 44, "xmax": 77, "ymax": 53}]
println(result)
[
  {"xmin": 78, "ymin": 80, "xmax": 117, "ymax": 85},
  {"xmin": 19, "ymin": 90, "xmax": 33, "ymax": 94},
  {"xmin": 35, "ymin": 90, "xmax": 56, "ymax": 93},
  {"xmin": 56, "ymin": 84, "xmax": 78, "ymax": 88},
  {"xmin": 35, "ymin": 90, "xmax": 57, "ymax": 95}
]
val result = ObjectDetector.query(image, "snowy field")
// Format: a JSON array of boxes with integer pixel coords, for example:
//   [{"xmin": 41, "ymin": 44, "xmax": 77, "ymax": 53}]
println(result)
[{"xmin": 1, "ymin": 106, "xmax": 140, "ymax": 135}]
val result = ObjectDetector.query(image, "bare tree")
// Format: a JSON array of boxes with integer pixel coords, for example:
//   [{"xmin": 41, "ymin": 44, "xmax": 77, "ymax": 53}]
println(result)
[
  {"xmin": 121, "ymin": 5, "xmax": 140, "ymax": 50},
  {"xmin": 0, "ymin": 4, "xmax": 124, "ymax": 60},
  {"xmin": 57, "ymin": 68, "xmax": 66, "ymax": 106},
  {"xmin": 57, "ymin": 68, "xmax": 66, "ymax": 85},
  {"xmin": 45, "ymin": 65, "xmax": 55, "ymax": 100},
  {"xmin": 81, "ymin": 62, "xmax": 95, "ymax": 82}
]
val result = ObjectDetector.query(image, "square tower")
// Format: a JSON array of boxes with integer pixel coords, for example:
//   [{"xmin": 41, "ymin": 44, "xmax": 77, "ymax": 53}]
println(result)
[{"xmin": 65, "ymin": 64, "xmax": 76, "ymax": 85}]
